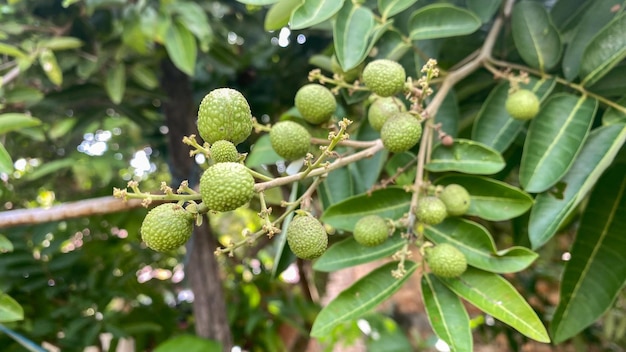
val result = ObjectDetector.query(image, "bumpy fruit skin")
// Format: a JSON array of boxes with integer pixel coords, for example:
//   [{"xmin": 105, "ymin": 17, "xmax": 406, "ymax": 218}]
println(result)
[
  {"xmin": 353, "ymin": 215, "xmax": 389, "ymax": 247},
  {"xmin": 368, "ymin": 97, "xmax": 406, "ymax": 131},
  {"xmin": 362, "ymin": 59, "xmax": 406, "ymax": 97},
  {"xmin": 210, "ymin": 140, "xmax": 239, "ymax": 163},
  {"xmin": 287, "ymin": 215, "xmax": 328, "ymax": 260},
  {"xmin": 141, "ymin": 203, "xmax": 194, "ymax": 252},
  {"xmin": 295, "ymin": 84, "xmax": 337, "ymax": 125},
  {"xmin": 197, "ymin": 88, "xmax": 253, "ymax": 145},
  {"xmin": 416, "ymin": 196, "xmax": 447, "ymax": 225},
  {"xmin": 425, "ymin": 243, "xmax": 468, "ymax": 278},
  {"xmin": 200, "ymin": 162, "xmax": 255, "ymax": 212},
  {"xmin": 439, "ymin": 184, "xmax": 471, "ymax": 216},
  {"xmin": 269, "ymin": 121, "xmax": 311, "ymax": 160},
  {"xmin": 505, "ymin": 89, "xmax": 540, "ymax": 120},
  {"xmin": 380, "ymin": 112, "xmax": 422, "ymax": 153}
]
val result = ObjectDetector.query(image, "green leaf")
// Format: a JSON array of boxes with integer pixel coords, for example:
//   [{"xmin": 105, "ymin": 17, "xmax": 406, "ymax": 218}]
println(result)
[
  {"xmin": 439, "ymin": 268, "xmax": 550, "ymax": 343},
  {"xmin": 511, "ymin": 1, "xmax": 562, "ymax": 72},
  {"xmin": 154, "ymin": 335, "xmax": 221, "ymax": 352},
  {"xmin": 580, "ymin": 14, "xmax": 626, "ymax": 86},
  {"xmin": 245, "ymin": 134, "xmax": 282, "ymax": 168},
  {"xmin": 105, "ymin": 63, "xmax": 126, "ymax": 105},
  {"xmin": 350, "ymin": 122, "xmax": 388, "ymax": 194},
  {"xmin": 310, "ymin": 261, "xmax": 417, "ymax": 338},
  {"xmin": 426, "ymin": 139, "xmax": 505, "ymax": 175},
  {"xmin": 333, "ymin": 2, "xmax": 375, "ymax": 71},
  {"xmin": 164, "ymin": 20, "xmax": 197, "ymax": 76},
  {"xmin": 23, "ymin": 158, "xmax": 76, "ymax": 181},
  {"xmin": 550, "ymin": 164, "xmax": 626, "ymax": 343},
  {"xmin": 38, "ymin": 36, "xmax": 83, "ymax": 50},
  {"xmin": 321, "ymin": 187, "xmax": 412, "ymax": 231},
  {"xmin": 384, "ymin": 152, "xmax": 416, "ymax": 187},
  {"xmin": 130, "ymin": 64, "xmax": 159, "ymax": 90},
  {"xmin": 472, "ymin": 78, "xmax": 556, "ymax": 152},
  {"xmin": 520, "ymin": 94, "xmax": 597, "ymax": 193},
  {"xmin": 530, "ymin": 124, "xmax": 626, "ymax": 249},
  {"xmin": 0, "ymin": 292, "xmax": 24, "ymax": 322},
  {"xmin": 290, "ymin": 0, "xmax": 344, "ymax": 30},
  {"xmin": 602, "ymin": 96, "xmax": 626, "ymax": 125},
  {"xmin": 0, "ymin": 143, "xmax": 13, "ymax": 174},
  {"xmin": 38, "ymin": 49, "xmax": 63, "ymax": 86},
  {"xmin": 435, "ymin": 175, "xmax": 534, "ymax": 221},
  {"xmin": 313, "ymin": 234, "xmax": 405, "ymax": 272},
  {"xmin": 237, "ymin": 0, "xmax": 279, "ymax": 4},
  {"xmin": 421, "ymin": 274, "xmax": 472, "ymax": 352},
  {"xmin": 425, "ymin": 218, "xmax": 538, "ymax": 273},
  {"xmin": 561, "ymin": 0, "xmax": 621, "ymax": 80},
  {"xmin": 272, "ymin": 183, "xmax": 298, "ymax": 278},
  {"xmin": 0, "ymin": 234, "xmax": 13, "ymax": 252},
  {"xmin": 409, "ymin": 4, "xmax": 481, "ymax": 40},
  {"xmin": 0, "ymin": 113, "xmax": 41, "ymax": 134},
  {"xmin": 265, "ymin": 0, "xmax": 303, "ymax": 31},
  {"xmin": 170, "ymin": 2, "xmax": 213, "ymax": 52},
  {"xmin": 589, "ymin": 62, "xmax": 626, "ymax": 97},
  {"xmin": 372, "ymin": 30, "xmax": 410, "ymax": 62},
  {"xmin": 0, "ymin": 42, "xmax": 27, "ymax": 58},
  {"xmin": 2, "ymin": 87, "xmax": 44, "ymax": 105},
  {"xmin": 467, "ymin": 0, "xmax": 502, "ymax": 23},
  {"xmin": 319, "ymin": 166, "xmax": 355, "ymax": 208},
  {"xmin": 378, "ymin": 0, "xmax": 419, "ymax": 20}
]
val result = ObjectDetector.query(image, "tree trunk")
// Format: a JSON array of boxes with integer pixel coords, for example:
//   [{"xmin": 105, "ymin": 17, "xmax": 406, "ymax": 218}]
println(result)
[{"xmin": 160, "ymin": 58, "xmax": 233, "ymax": 348}]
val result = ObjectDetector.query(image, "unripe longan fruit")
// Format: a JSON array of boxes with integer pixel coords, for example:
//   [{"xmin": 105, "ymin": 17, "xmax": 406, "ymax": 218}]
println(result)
[
  {"xmin": 210, "ymin": 140, "xmax": 239, "ymax": 163},
  {"xmin": 362, "ymin": 59, "xmax": 406, "ymax": 97},
  {"xmin": 439, "ymin": 184, "xmax": 471, "ymax": 216},
  {"xmin": 198, "ymin": 88, "xmax": 253, "ymax": 145},
  {"xmin": 353, "ymin": 215, "xmax": 389, "ymax": 247},
  {"xmin": 269, "ymin": 120, "xmax": 311, "ymax": 160},
  {"xmin": 200, "ymin": 162, "xmax": 255, "ymax": 212},
  {"xmin": 505, "ymin": 89, "xmax": 540, "ymax": 120},
  {"xmin": 287, "ymin": 215, "xmax": 328, "ymax": 260},
  {"xmin": 295, "ymin": 84, "xmax": 336, "ymax": 124},
  {"xmin": 368, "ymin": 96, "xmax": 406, "ymax": 131},
  {"xmin": 141, "ymin": 203, "xmax": 194, "ymax": 252},
  {"xmin": 425, "ymin": 243, "xmax": 468, "ymax": 278},
  {"xmin": 415, "ymin": 196, "xmax": 447, "ymax": 225},
  {"xmin": 380, "ymin": 112, "xmax": 422, "ymax": 153}
]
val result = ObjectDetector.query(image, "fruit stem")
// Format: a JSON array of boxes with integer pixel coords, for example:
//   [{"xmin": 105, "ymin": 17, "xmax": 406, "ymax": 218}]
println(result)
[
  {"xmin": 310, "ymin": 137, "xmax": 378, "ymax": 149},
  {"xmin": 247, "ymin": 168, "xmax": 274, "ymax": 182},
  {"xmin": 300, "ymin": 118, "xmax": 352, "ymax": 179}
]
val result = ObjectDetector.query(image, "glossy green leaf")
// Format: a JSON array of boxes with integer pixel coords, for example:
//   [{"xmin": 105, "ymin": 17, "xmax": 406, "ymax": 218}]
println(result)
[
  {"xmin": 272, "ymin": 183, "xmax": 298, "ymax": 278},
  {"xmin": 319, "ymin": 166, "xmax": 354, "ymax": 208},
  {"xmin": 421, "ymin": 274, "xmax": 472, "ymax": 352},
  {"xmin": 372, "ymin": 30, "xmax": 410, "ymax": 61},
  {"xmin": 602, "ymin": 96, "xmax": 626, "ymax": 125},
  {"xmin": 511, "ymin": 1, "xmax": 562, "ymax": 72},
  {"xmin": 130, "ymin": 64, "xmax": 159, "ymax": 90},
  {"xmin": 426, "ymin": 139, "xmax": 505, "ymax": 175},
  {"xmin": 425, "ymin": 218, "xmax": 538, "ymax": 273},
  {"xmin": 530, "ymin": 124, "xmax": 626, "ymax": 249},
  {"xmin": 39, "ymin": 49, "xmax": 62, "ymax": 86},
  {"xmin": 439, "ymin": 268, "xmax": 550, "ymax": 343},
  {"xmin": 0, "ymin": 143, "xmax": 13, "ymax": 174},
  {"xmin": 561, "ymin": 0, "xmax": 621, "ymax": 80},
  {"xmin": 310, "ymin": 261, "xmax": 417, "ymax": 338},
  {"xmin": 435, "ymin": 175, "xmax": 534, "ymax": 221},
  {"xmin": 265, "ymin": 0, "xmax": 303, "ymax": 31},
  {"xmin": 384, "ymin": 152, "xmax": 416, "ymax": 187},
  {"xmin": 291, "ymin": 0, "xmax": 344, "ymax": 30},
  {"xmin": 236, "ymin": 0, "xmax": 279, "ymax": 4},
  {"xmin": 520, "ymin": 94, "xmax": 597, "ymax": 193},
  {"xmin": 313, "ymin": 234, "xmax": 405, "ymax": 272},
  {"xmin": 472, "ymin": 78, "xmax": 556, "ymax": 152},
  {"xmin": 170, "ymin": 2, "xmax": 213, "ymax": 52},
  {"xmin": 350, "ymin": 121, "xmax": 388, "ymax": 194},
  {"xmin": 0, "ymin": 235, "xmax": 13, "ymax": 252},
  {"xmin": 2, "ymin": 87, "xmax": 44, "ymax": 105},
  {"xmin": 245, "ymin": 134, "xmax": 282, "ymax": 168},
  {"xmin": 467, "ymin": 0, "xmax": 502, "ymax": 23},
  {"xmin": 550, "ymin": 0, "xmax": 592, "ymax": 33},
  {"xmin": 436, "ymin": 90, "xmax": 459, "ymax": 138},
  {"xmin": 105, "ymin": 63, "xmax": 125, "ymax": 105},
  {"xmin": 333, "ymin": 2, "xmax": 375, "ymax": 71},
  {"xmin": 550, "ymin": 164, "xmax": 626, "ymax": 343},
  {"xmin": 0, "ymin": 292, "xmax": 24, "ymax": 322},
  {"xmin": 38, "ymin": 36, "xmax": 83, "ymax": 50},
  {"xmin": 154, "ymin": 334, "xmax": 221, "ymax": 352},
  {"xmin": 378, "ymin": 0, "xmax": 419, "ymax": 20},
  {"xmin": 321, "ymin": 187, "xmax": 412, "ymax": 231},
  {"xmin": 589, "ymin": 62, "xmax": 626, "ymax": 97},
  {"xmin": 164, "ymin": 20, "xmax": 197, "ymax": 76},
  {"xmin": 580, "ymin": 14, "xmax": 626, "ymax": 86},
  {"xmin": 23, "ymin": 158, "xmax": 76, "ymax": 182},
  {"xmin": 409, "ymin": 4, "xmax": 481, "ymax": 40},
  {"xmin": 0, "ymin": 43, "xmax": 27, "ymax": 58},
  {"xmin": 0, "ymin": 113, "xmax": 41, "ymax": 134}
]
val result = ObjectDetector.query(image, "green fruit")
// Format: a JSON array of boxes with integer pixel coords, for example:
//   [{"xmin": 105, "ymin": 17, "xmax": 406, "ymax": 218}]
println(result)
[
  {"xmin": 368, "ymin": 96, "xmax": 406, "ymax": 131},
  {"xmin": 353, "ymin": 215, "xmax": 389, "ymax": 247},
  {"xmin": 415, "ymin": 196, "xmax": 447, "ymax": 225},
  {"xmin": 362, "ymin": 59, "xmax": 406, "ymax": 97},
  {"xmin": 331, "ymin": 55, "xmax": 363, "ymax": 82},
  {"xmin": 295, "ymin": 84, "xmax": 336, "ymax": 124},
  {"xmin": 198, "ymin": 88, "xmax": 253, "ymax": 145},
  {"xmin": 210, "ymin": 140, "xmax": 239, "ymax": 163},
  {"xmin": 505, "ymin": 89, "xmax": 540, "ymax": 120},
  {"xmin": 200, "ymin": 162, "xmax": 255, "ymax": 212},
  {"xmin": 269, "ymin": 120, "xmax": 311, "ymax": 160},
  {"xmin": 287, "ymin": 215, "xmax": 328, "ymax": 260},
  {"xmin": 141, "ymin": 203, "xmax": 194, "ymax": 252},
  {"xmin": 425, "ymin": 243, "xmax": 468, "ymax": 278},
  {"xmin": 439, "ymin": 184, "xmax": 471, "ymax": 216},
  {"xmin": 380, "ymin": 112, "xmax": 422, "ymax": 153}
]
